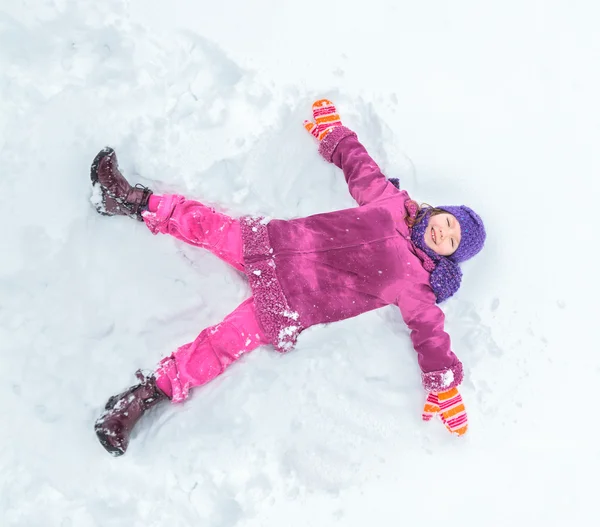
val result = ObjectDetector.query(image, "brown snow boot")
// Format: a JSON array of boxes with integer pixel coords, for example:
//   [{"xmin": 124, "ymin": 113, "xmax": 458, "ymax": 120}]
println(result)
[
  {"xmin": 94, "ymin": 370, "xmax": 168, "ymax": 456},
  {"xmin": 90, "ymin": 147, "xmax": 152, "ymax": 221}
]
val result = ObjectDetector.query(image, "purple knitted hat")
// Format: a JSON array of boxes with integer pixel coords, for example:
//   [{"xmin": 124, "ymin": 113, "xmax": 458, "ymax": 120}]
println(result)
[
  {"xmin": 409, "ymin": 206, "xmax": 486, "ymax": 303},
  {"xmin": 438, "ymin": 205, "xmax": 486, "ymax": 264}
]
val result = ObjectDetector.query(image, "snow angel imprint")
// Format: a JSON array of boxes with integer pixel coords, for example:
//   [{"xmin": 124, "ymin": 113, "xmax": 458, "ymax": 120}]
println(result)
[{"xmin": 90, "ymin": 99, "xmax": 486, "ymax": 456}]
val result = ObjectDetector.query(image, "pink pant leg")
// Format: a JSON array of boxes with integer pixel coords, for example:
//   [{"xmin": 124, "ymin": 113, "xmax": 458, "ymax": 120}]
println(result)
[
  {"xmin": 154, "ymin": 298, "xmax": 269, "ymax": 403},
  {"xmin": 142, "ymin": 194, "xmax": 244, "ymax": 271}
]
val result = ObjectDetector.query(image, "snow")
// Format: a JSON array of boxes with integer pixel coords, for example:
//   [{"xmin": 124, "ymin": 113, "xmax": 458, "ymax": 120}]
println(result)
[
  {"xmin": 441, "ymin": 368, "xmax": 454, "ymax": 387},
  {"xmin": 1, "ymin": 0, "xmax": 599, "ymax": 526},
  {"xmin": 89, "ymin": 183, "xmax": 106, "ymax": 213}
]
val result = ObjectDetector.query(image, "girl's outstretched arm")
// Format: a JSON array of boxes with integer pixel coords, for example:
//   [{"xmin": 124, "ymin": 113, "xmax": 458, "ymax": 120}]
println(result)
[
  {"xmin": 304, "ymin": 99, "xmax": 398, "ymax": 206},
  {"xmin": 395, "ymin": 281, "xmax": 464, "ymax": 392},
  {"xmin": 324, "ymin": 130, "xmax": 399, "ymax": 206}
]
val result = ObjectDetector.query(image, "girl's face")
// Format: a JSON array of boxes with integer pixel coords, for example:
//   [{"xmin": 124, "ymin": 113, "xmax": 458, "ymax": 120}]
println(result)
[{"xmin": 424, "ymin": 213, "xmax": 461, "ymax": 256}]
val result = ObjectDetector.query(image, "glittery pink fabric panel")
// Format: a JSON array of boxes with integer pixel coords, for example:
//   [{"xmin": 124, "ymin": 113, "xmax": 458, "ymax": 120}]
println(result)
[
  {"xmin": 240, "ymin": 217, "xmax": 304, "ymax": 353},
  {"xmin": 421, "ymin": 361, "xmax": 464, "ymax": 392},
  {"xmin": 318, "ymin": 126, "xmax": 357, "ymax": 161}
]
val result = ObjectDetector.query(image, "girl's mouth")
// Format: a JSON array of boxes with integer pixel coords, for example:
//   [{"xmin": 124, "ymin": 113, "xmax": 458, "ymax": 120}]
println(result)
[{"xmin": 431, "ymin": 227, "xmax": 437, "ymax": 244}]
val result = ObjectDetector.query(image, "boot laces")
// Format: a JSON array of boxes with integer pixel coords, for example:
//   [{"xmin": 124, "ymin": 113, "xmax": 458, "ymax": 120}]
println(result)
[
  {"xmin": 134, "ymin": 369, "xmax": 163, "ymax": 407},
  {"xmin": 127, "ymin": 184, "xmax": 151, "ymax": 216},
  {"xmin": 104, "ymin": 184, "xmax": 151, "ymax": 218}
]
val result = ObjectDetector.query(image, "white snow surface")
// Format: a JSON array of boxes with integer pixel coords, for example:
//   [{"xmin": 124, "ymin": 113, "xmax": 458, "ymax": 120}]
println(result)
[{"xmin": 1, "ymin": 1, "xmax": 599, "ymax": 526}]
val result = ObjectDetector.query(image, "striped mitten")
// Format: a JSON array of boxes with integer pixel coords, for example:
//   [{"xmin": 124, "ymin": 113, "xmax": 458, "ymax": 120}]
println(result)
[
  {"xmin": 422, "ymin": 387, "xmax": 468, "ymax": 436},
  {"xmin": 303, "ymin": 99, "xmax": 343, "ymax": 141}
]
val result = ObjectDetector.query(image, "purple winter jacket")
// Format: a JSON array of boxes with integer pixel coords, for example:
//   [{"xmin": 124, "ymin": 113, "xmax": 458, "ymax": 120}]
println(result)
[{"xmin": 241, "ymin": 126, "xmax": 463, "ymax": 392}]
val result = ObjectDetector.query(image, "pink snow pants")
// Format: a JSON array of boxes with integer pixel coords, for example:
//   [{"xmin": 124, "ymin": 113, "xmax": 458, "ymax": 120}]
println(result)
[{"xmin": 142, "ymin": 194, "xmax": 269, "ymax": 403}]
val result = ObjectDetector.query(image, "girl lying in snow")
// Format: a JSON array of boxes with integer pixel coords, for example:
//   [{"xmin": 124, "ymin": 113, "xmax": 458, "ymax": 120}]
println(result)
[{"xmin": 91, "ymin": 100, "xmax": 486, "ymax": 456}]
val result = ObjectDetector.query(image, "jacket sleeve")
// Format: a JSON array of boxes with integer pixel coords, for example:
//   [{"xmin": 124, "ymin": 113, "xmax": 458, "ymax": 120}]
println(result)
[
  {"xmin": 318, "ymin": 126, "xmax": 399, "ymax": 206},
  {"xmin": 395, "ymin": 280, "xmax": 464, "ymax": 392}
]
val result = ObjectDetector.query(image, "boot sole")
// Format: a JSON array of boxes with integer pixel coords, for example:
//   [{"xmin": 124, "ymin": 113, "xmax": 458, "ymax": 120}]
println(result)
[
  {"xmin": 95, "ymin": 425, "xmax": 126, "ymax": 457},
  {"xmin": 90, "ymin": 147, "xmax": 116, "ymax": 217},
  {"xmin": 95, "ymin": 388, "xmax": 134, "ymax": 455},
  {"xmin": 95, "ymin": 386, "xmax": 130, "ymax": 457}
]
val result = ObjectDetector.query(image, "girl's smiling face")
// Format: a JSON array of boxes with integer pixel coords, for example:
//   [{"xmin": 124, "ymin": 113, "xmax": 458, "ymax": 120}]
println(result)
[{"xmin": 424, "ymin": 212, "xmax": 461, "ymax": 256}]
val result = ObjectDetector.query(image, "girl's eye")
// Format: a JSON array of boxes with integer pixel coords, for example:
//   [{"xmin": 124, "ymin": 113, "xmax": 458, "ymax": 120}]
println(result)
[
  {"xmin": 451, "ymin": 239, "xmax": 454, "ymax": 248},
  {"xmin": 447, "ymin": 218, "xmax": 450, "ymax": 227}
]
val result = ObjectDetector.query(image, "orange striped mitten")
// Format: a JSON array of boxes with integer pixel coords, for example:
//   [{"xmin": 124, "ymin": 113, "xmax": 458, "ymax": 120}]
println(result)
[
  {"xmin": 422, "ymin": 387, "xmax": 468, "ymax": 436},
  {"xmin": 303, "ymin": 99, "xmax": 343, "ymax": 141}
]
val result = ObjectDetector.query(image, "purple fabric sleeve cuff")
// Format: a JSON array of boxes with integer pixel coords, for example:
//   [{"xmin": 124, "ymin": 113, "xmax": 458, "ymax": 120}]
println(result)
[
  {"xmin": 318, "ymin": 126, "xmax": 357, "ymax": 162},
  {"xmin": 421, "ymin": 361, "xmax": 464, "ymax": 392}
]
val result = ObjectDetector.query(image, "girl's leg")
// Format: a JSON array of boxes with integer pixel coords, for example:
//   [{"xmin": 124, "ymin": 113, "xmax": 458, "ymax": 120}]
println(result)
[
  {"xmin": 94, "ymin": 297, "xmax": 267, "ymax": 456},
  {"xmin": 154, "ymin": 297, "xmax": 269, "ymax": 403},
  {"xmin": 142, "ymin": 194, "xmax": 244, "ymax": 271}
]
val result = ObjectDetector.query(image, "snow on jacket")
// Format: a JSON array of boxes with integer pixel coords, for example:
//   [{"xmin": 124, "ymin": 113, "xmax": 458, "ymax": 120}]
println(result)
[{"xmin": 241, "ymin": 127, "xmax": 463, "ymax": 392}]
